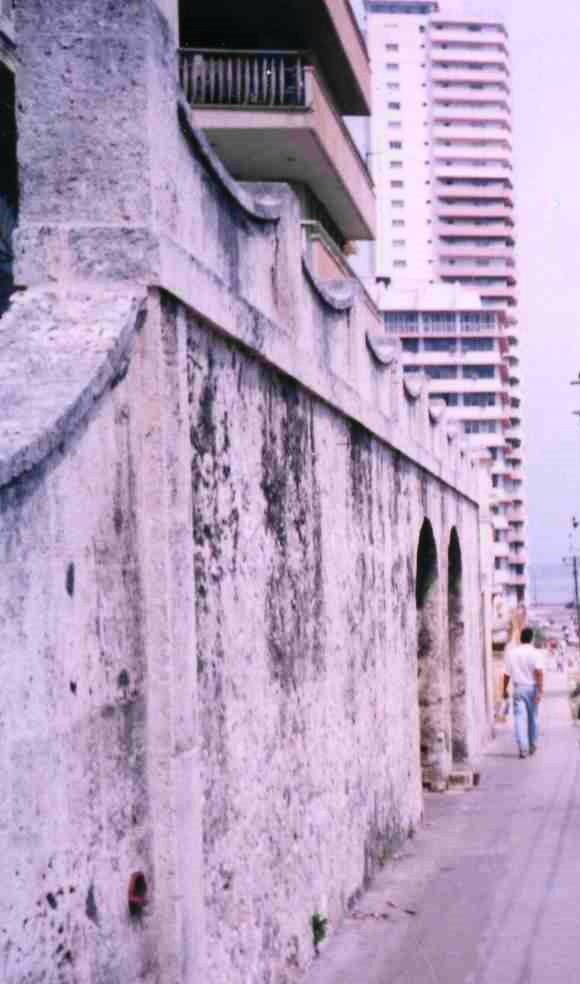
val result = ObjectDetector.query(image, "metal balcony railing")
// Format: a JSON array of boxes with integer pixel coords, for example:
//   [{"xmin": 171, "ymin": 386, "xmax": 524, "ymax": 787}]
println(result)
[{"xmin": 179, "ymin": 49, "xmax": 308, "ymax": 110}]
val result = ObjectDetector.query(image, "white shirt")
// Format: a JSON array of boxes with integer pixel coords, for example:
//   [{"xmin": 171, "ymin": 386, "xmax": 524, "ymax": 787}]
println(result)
[{"xmin": 505, "ymin": 643, "xmax": 544, "ymax": 688}]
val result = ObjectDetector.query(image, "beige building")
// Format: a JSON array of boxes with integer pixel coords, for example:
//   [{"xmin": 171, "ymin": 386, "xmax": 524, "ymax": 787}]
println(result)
[
  {"xmin": 380, "ymin": 282, "xmax": 526, "ymax": 603},
  {"xmin": 367, "ymin": 0, "xmax": 528, "ymax": 602}
]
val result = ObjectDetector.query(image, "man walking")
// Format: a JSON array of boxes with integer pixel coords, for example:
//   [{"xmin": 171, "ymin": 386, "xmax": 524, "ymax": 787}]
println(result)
[{"xmin": 502, "ymin": 627, "xmax": 544, "ymax": 759}]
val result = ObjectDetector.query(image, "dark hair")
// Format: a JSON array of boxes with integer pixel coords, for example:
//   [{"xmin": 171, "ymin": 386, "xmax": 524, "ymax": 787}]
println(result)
[{"xmin": 521, "ymin": 627, "xmax": 534, "ymax": 644}]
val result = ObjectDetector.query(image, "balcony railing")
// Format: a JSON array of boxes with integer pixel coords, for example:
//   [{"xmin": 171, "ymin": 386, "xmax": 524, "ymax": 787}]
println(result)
[{"xmin": 179, "ymin": 49, "xmax": 308, "ymax": 109}]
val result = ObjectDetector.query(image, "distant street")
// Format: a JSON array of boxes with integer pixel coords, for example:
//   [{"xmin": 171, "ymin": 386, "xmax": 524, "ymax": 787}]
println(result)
[{"xmin": 306, "ymin": 670, "xmax": 580, "ymax": 984}]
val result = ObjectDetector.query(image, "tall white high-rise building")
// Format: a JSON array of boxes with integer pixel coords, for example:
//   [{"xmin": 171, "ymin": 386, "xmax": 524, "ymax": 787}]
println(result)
[{"xmin": 367, "ymin": 0, "xmax": 527, "ymax": 603}]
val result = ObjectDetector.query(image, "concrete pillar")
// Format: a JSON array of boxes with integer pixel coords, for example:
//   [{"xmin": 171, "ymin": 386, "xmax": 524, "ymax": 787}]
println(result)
[{"xmin": 14, "ymin": 0, "xmax": 179, "ymax": 286}]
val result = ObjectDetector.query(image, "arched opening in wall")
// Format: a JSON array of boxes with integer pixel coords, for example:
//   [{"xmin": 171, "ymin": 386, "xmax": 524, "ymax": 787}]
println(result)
[
  {"xmin": 448, "ymin": 527, "xmax": 467, "ymax": 763},
  {"xmin": 0, "ymin": 57, "xmax": 17, "ymax": 318},
  {"xmin": 416, "ymin": 518, "xmax": 449, "ymax": 786}
]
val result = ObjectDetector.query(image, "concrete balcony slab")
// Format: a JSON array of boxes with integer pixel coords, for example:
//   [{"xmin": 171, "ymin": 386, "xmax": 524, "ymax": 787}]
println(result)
[{"xmin": 187, "ymin": 61, "xmax": 375, "ymax": 241}]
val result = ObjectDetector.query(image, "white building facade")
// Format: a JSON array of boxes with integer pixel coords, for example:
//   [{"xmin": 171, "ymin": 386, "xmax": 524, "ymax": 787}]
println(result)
[{"xmin": 367, "ymin": 0, "xmax": 527, "ymax": 603}]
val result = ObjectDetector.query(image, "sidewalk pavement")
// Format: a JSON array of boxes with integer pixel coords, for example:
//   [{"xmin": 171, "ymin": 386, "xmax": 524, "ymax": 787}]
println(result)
[{"xmin": 304, "ymin": 671, "xmax": 580, "ymax": 984}]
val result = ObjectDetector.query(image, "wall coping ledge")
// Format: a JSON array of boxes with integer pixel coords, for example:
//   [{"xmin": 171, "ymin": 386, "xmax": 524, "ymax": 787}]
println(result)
[
  {"xmin": 177, "ymin": 95, "xmax": 282, "ymax": 223},
  {"xmin": 403, "ymin": 374, "xmax": 424, "ymax": 401},
  {"xmin": 366, "ymin": 333, "xmax": 399, "ymax": 367},
  {"xmin": 302, "ymin": 256, "xmax": 357, "ymax": 311},
  {"xmin": 429, "ymin": 399, "xmax": 446, "ymax": 423},
  {"xmin": 0, "ymin": 285, "xmax": 146, "ymax": 488}
]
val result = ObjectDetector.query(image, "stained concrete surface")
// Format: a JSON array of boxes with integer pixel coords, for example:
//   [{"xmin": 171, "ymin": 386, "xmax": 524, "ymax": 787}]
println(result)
[{"xmin": 305, "ymin": 671, "xmax": 580, "ymax": 984}]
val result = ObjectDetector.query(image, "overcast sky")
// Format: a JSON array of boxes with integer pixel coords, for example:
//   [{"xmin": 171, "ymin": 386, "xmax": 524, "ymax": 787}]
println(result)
[{"xmin": 456, "ymin": 0, "xmax": 580, "ymax": 566}]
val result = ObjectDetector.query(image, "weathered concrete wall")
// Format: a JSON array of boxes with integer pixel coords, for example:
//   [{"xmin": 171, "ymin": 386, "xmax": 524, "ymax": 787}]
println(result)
[
  {"xmin": 182, "ymin": 299, "xmax": 486, "ymax": 982},
  {"xmin": 0, "ymin": 287, "xmax": 203, "ymax": 984}
]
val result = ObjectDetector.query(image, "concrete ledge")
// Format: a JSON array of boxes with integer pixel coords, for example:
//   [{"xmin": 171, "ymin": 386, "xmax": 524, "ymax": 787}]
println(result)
[
  {"xmin": 366, "ymin": 334, "xmax": 399, "ymax": 368},
  {"xmin": 177, "ymin": 95, "xmax": 282, "ymax": 224},
  {"xmin": 0, "ymin": 285, "xmax": 146, "ymax": 487},
  {"xmin": 302, "ymin": 256, "xmax": 357, "ymax": 311},
  {"xmin": 429, "ymin": 400, "xmax": 446, "ymax": 424},
  {"xmin": 404, "ymin": 375, "xmax": 424, "ymax": 402}
]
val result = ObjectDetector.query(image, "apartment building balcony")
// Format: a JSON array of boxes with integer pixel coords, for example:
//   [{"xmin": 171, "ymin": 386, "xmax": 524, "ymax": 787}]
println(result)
[
  {"xmin": 437, "ymin": 225, "xmax": 515, "ymax": 243},
  {"xmin": 492, "ymin": 513, "xmax": 510, "ymax": 532},
  {"xmin": 431, "ymin": 69, "xmax": 510, "ymax": 90},
  {"xmin": 439, "ymin": 262, "xmax": 515, "ymax": 281},
  {"xmin": 180, "ymin": 49, "xmax": 375, "ymax": 241},
  {"xmin": 467, "ymin": 284, "xmax": 518, "ymax": 303},
  {"xmin": 437, "ymin": 186, "xmax": 514, "ymax": 205},
  {"xmin": 494, "ymin": 542, "xmax": 510, "ymax": 559},
  {"xmin": 438, "ymin": 244, "xmax": 515, "ymax": 260},
  {"xmin": 429, "ymin": 24, "xmax": 508, "ymax": 46},
  {"xmin": 509, "ymin": 553, "xmax": 528, "ymax": 568},
  {"xmin": 432, "ymin": 105, "xmax": 511, "ymax": 127},
  {"xmin": 492, "ymin": 490, "xmax": 514, "ymax": 510},
  {"xmin": 433, "ymin": 144, "xmax": 512, "ymax": 165},
  {"xmin": 436, "ymin": 202, "xmax": 514, "ymax": 221},
  {"xmin": 435, "ymin": 164, "xmax": 512, "ymax": 184},
  {"xmin": 505, "ymin": 434, "xmax": 522, "ymax": 450},
  {"xmin": 433, "ymin": 124, "xmax": 512, "ymax": 147},
  {"xmin": 493, "ymin": 568, "xmax": 513, "ymax": 588},
  {"xmin": 413, "ymin": 349, "xmax": 505, "ymax": 368},
  {"xmin": 427, "ymin": 378, "xmax": 505, "ymax": 397},
  {"xmin": 430, "ymin": 47, "xmax": 509, "ymax": 64},
  {"xmin": 508, "ymin": 529, "xmax": 526, "ymax": 546},
  {"xmin": 183, "ymin": 0, "xmax": 370, "ymax": 116},
  {"xmin": 508, "ymin": 574, "xmax": 527, "ymax": 589}
]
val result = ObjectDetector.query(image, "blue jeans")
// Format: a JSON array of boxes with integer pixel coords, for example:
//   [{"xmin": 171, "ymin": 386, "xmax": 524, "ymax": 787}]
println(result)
[{"xmin": 513, "ymin": 685, "xmax": 539, "ymax": 753}]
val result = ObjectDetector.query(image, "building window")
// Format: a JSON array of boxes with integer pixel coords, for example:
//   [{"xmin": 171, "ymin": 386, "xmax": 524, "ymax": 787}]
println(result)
[
  {"xmin": 423, "ymin": 338, "xmax": 457, "ymax": 352},
  {"xmin": 393, "ymin": 260, "xmax": 407, "ymax": 268},
  {"xmin": 438, "ymin": 393, "xmax": 459, "ymax": 407},
  {"xmin": 388, "ymin": 102, "xmax": 401, "ymax": 110},
  {"xmin": 422, "ymin": 312, "xmax": 457, "ymax": 333},
  {"xmin": 460, "ymin": 312, "xmax": 497, "ymax": 332},
  {"xmin": 392, "ymin": 239, "xmax": 406, "ymax": 247},
  {"xmin": 388, "ymin": 121, "xmax": 402, "ymax": 129},
  {"xmin": 386, "ymin": 63, "xmax": 400, "ymax": 71},
  {"xmin": 390, "ymin": 180, "xmax": 404, "ymax": 188},
  {"xmin": 387, "ymin": 82, "xmax": 400, "ymax": 91},
  {"xmin": 402, "ymin": 338, "xmax": 419, "ymax": 353},
  {"xmin": 389, "ymin": 141, "xmax": 403, "ymax": 149},
  {"xmin": 425, "ymin": 366, "xmax": 457, "ymax": 380},
  {"xmin": 463, "ymin": 365, "xmax": 495, "ymax": 380},
  {"xmin": 464, "ymin": 420, "xmax": 497, "ymax": 434},
  {"xmin": 461, "ymin": 338, "xmax": 495, "ymax": 352},
  {"xmin": 391, "ymin": 199, "xmax": 405, "ymax": 208},
  {"xmin": 384, "ymin": 312, "xmax": 419, "ymax": 333},
  {"xmin": 390, "ymin": 161, "xmax": 403, "ymax": 168},
  {"xmin": 392, "ymin": 219, "xmax": 405, "ymax": 227},
  {"xmin": 386, "ymin": 43, "xmax": 399, "ymax": 51},
  {"xmin": 464, "ymin": 393, "xmax": 496, "ymax": 407}
]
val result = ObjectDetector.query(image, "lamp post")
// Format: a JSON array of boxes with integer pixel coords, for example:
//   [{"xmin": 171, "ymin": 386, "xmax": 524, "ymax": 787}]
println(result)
[{"xmin": 563, "ymin": 517, "xmax": 580, "ymax": 662}]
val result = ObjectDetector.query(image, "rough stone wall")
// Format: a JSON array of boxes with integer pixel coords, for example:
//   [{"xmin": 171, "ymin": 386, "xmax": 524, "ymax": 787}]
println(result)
[
  {"xmin": 2, "ymin": 1, "xmax": 492, "ymax": 980},
  {"xmin": 0, "ymin": 348, "xmax": 154, "ymax": 984},
  {"xmin": 183, "ymin": 300, "xmax": 484, "ymax": 983},
  {"xmin": 0, "ymin": 288, "xmax": 202, "ymax": 984}
]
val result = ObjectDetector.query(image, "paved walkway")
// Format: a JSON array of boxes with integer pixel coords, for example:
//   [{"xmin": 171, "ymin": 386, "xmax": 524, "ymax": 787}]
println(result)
[{"xmin": 305, "ymin": 672, "xmax": 580, "ymax": 984}]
